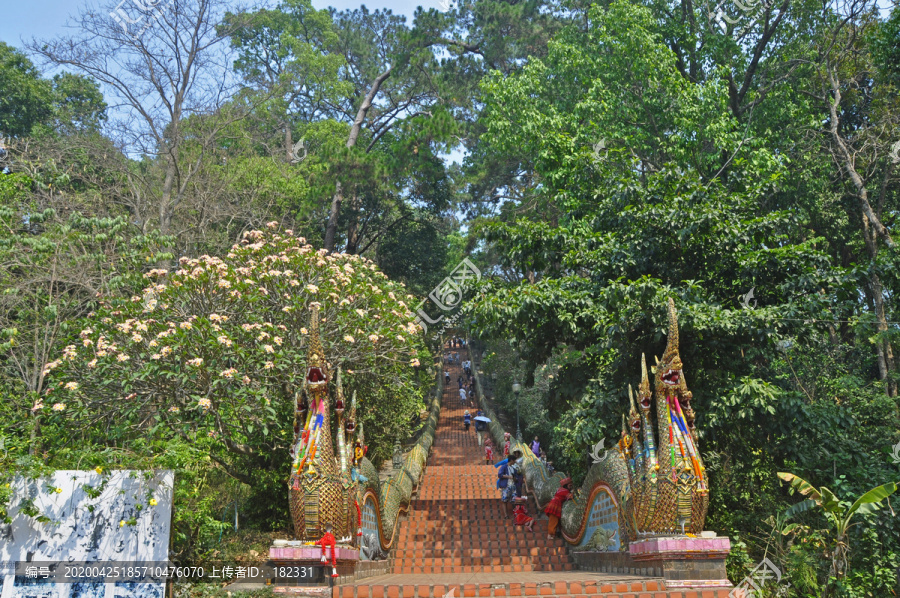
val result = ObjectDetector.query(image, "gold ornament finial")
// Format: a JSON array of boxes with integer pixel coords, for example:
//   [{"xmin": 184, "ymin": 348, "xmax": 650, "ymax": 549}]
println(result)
[
  {"xmin": 306, "ymin": 303, "xmax": 327, "ymax": 389},
  {"xmin": 638, "ymin": 354, "xmax": 652, "ymax": 411},
  {"xmin": 657, "ymin": 298, "xmax": 683, "ymax": 387}
]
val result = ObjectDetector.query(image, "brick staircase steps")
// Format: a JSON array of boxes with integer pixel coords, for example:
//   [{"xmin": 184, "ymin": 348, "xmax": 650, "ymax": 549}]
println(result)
[
  {"xmin": 334, "ymin": 343, "xmax": 735, "ymax": 597},
  {"xmin": 383, "ymin": 359, "xmax": 573, "ymax": 577}
]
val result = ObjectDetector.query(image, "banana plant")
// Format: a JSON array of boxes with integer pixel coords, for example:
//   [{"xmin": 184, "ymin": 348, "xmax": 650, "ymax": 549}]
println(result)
[{"xmin": 778, "ymin": 472, "xmax": 897, "ymax": 593}]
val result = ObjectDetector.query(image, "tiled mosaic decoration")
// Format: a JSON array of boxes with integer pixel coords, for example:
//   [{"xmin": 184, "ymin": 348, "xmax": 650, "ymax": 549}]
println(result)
[
  {"xmin": 360, "ymin": 497, "xmax": 380, "ymax": 561},
  {"xmin": 576, "ymin": 489, "xmax": 620, "ymax": 551}
]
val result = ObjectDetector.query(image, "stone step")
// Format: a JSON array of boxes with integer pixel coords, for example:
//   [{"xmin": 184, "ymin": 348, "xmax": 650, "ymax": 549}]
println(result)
[
  {"xmin": 330, "ymin": 579, "xmax": 733, "ymax": 598},
  {"xmin": 392, "ymin": 547, "xmax": 570, "ymax": 557},
  {"xmin": 392, "ymin": 555, "xmax": 572, "ymax": 566}
]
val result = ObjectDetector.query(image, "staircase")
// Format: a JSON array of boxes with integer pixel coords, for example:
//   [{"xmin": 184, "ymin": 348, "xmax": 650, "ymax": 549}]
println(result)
[
  {"xmin": 336, "ymin": 343, "xmax": 732, "ymax": 598},
  {"xmin": 393, "ymin": 408, "xmax": 575, "ymax": 574},
  {"xmin": 391, "ymin": 383, "xmax": 575, "ymax": 574}
]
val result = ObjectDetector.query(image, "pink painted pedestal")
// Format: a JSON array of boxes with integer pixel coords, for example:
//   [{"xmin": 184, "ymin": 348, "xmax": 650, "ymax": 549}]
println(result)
[
  {"xmin": 269, "ymin": 545, "xmax": 360, "ymax": 595},
  {"xmin": 629, "ymin": 535, "xmax": 732, "ymax": 589},
  {"xmin": 270, "ymin": 546, "xmax": 361, "ymax": 562}
]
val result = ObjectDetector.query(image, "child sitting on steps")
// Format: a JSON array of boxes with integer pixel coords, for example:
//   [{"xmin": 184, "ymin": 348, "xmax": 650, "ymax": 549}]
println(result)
[{"xmin": 512, "ymin": 496, "xmax": 534, "ymax": 532}]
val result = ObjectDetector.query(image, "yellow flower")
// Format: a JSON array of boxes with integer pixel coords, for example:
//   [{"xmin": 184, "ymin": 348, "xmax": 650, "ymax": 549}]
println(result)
[
  {"xmin": 119, "ymin": 520, "xmax": 125, "ymax": 527},
  {"xmin": 65, "ymin": 381, "xmax": 79, "ymax": 391},
  {"xmin": 55, "ymin": 487, "xmax": 63, "ymax": 494},
  {"xmin": 95, "ymin": 466, "xmax": 103, "ymax": 474},
  {"xmin": 149, "ymin": 498, "xmax": 158, "ymax": 506}
]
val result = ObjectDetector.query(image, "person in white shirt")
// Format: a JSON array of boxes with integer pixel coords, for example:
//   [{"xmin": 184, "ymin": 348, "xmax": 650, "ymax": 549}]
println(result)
[{"xmin": 459, "ymin": 387, "xmax": 467, "ymax": 404}]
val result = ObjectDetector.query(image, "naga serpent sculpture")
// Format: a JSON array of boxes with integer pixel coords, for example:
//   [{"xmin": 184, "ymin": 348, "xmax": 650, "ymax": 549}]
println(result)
[
  {"xmin": 477, "ymin": 298, "xmax": 709, "ymax": 548},
  {"xmin": 288, "ymin": 303, "xmax": 440, "ymax": 550},
  {"xmin": 289, "ymin": 304, "xmax": 357, "ymax": 541}
]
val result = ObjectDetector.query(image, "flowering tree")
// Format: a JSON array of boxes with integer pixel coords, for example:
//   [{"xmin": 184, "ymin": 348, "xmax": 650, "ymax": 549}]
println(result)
[{"xmin": 41, "ymin": 224, "xmax": 430, "ymax": 483}]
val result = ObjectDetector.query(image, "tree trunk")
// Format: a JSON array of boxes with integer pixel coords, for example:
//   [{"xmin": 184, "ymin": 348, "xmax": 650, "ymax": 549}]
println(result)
[
  {"xmin": 826, "ymin": 66, "xmax": 896, "ymax": 396},
  {"xmin": 322, "ymin": 68, "xmax": 392, "ymax": 252},
  {"xmin": 285, "ymin": 122, "xmax": 293, "ymax": 163},
  {"xmin": 345, "ymin": 193, "xmax": 360, "ymax": 254},
  {"xmin": 323, "ymin": 181, "xmax": 343, "ymax": 252},
  {"xmin": 160, "ymin": 156, "xmax": 177, "ymax": 237},
  {"xmin": 870, "ymin": 272, "xmax": 896, "ymax": 396}
]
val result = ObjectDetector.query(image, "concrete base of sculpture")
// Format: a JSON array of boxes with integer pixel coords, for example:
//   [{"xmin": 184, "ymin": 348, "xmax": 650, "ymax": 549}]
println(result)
[
  {"xmin": 273, "ymin": 586, "xmax": 333, "ymax": 596},
  {"xmin": 269, "ymin": 543, "xmax": 379, "ymax": 593},
  {"xmin": 270, "ymin": 545, "xmax": 361, "ymax": 562},
  {"xmin": 626, "ymin": 535, "xmax": 732, "ymax": 588}
]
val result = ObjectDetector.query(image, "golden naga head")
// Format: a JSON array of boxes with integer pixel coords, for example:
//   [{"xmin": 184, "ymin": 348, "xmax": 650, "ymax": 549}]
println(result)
[
  {"xmin": 627, "ymin": 384, "xmax": 642, "ymax": 433},
  {"xmin": 346, "ymin": 390, "xmax": 357, "ymax": 434},
  {"xmin": 334, "ymin": 367, "xmax": 346, "ymax": 414},
  {"xmin": 656, "ymin": 298, "xmax": 684, "ymax": 390},
  {"xmin": 306, "ymin": 303, "xmax": 328, "ymax": 391},
  {"xmin": 638, "ymin": 354, "xmax": 652, "ymax": 411}
]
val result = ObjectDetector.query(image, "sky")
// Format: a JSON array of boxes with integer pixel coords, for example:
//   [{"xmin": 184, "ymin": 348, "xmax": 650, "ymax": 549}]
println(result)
[
  {"xmin": 0, "ymin": 0, "xmax": 439, "ymax": 50},
  {"xmin": 0, "ymin": 0, "xmax": 467, "ymax": 165}
]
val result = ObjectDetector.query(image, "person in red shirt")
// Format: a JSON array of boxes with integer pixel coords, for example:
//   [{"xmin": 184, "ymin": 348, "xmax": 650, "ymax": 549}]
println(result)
[
  {"xmin": 484, "ymin": 438, "xmax": 494, "ymax": 464},
  {"xmin": 503, "ymin": 432, "xmax": 511, "ymax": 457},
  {"xmin": 543, "ymin": 478, "xmax": 573, "ymax": 540},
  {"xmin": 512, "ymin": 496, "xmax": 534, "ymax": 532}
]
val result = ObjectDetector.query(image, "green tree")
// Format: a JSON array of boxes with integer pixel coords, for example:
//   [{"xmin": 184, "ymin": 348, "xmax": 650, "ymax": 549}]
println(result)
[
  {"xmin": 779, "ymin": 472, "xmax": 898, "ymax": 595},
  {"xmin": 0, "ymin": 42, "xmax": 52, "ymax": 137},
  {"xmin": 0, "ymin": 172, "xmax": 171, "ymax": 456},
  {"xmin": 465, "ymin": 1, "xmax": 900, "ymax": 591},
  {"xmin": 39, "ymin": 225, "xmax": 430, "ymax": 522}
]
